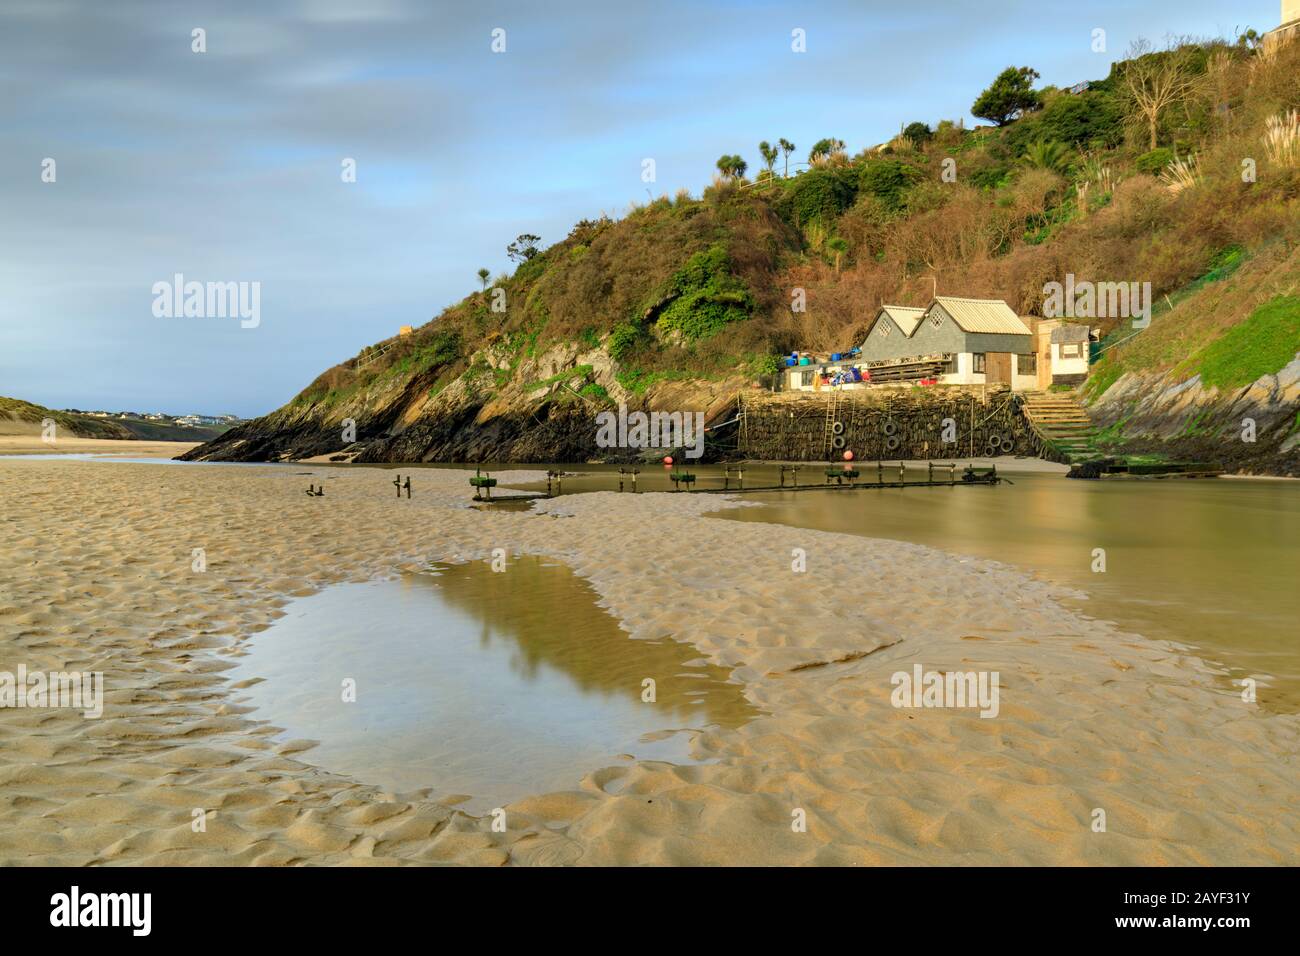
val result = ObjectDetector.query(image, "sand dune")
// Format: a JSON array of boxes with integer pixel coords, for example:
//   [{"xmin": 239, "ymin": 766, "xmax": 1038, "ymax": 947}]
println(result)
[{"xmin": 0, "ymin": 459, "xmax": 1294, "ymax": 865}]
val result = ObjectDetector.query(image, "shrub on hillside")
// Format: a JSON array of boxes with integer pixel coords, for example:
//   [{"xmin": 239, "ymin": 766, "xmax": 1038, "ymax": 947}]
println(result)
[
  {"xmin": 859, "ymin": 159, "xmax": 920, "ymax": 211},
  {"xmin": 775, "ymin": 166, "xmax": 859, "ymax": 228},
  {"xmin": 1035, "ymin": 91, "xmax": 1125, "ymax": 149},
  {"xmin": 654, "ymin": 244, "xmax": 755, "ymax": 342},
  {"xmin": 1135, "ymin": 147, "xmax": 1175, "ymax": 175},
  {"xmin": 903, "ymin": 122, "xmax": 933, "ymax": 143},
  {"xmin": 608, "ymin": 321, "xmax": 643, "ymax": 362}
]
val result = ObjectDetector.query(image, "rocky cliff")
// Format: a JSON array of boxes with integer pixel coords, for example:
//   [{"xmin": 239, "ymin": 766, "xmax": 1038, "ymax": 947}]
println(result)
[{"xmin": 1088, "ymin": 354, "xmax": 1300, "ymax": 475}]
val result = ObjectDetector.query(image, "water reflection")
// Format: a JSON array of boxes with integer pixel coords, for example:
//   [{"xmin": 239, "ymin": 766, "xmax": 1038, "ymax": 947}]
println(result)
[
  {"xmin": 226, "ymin": 556, "xmax": 758, "ymax": 810},
  {"xmin": 715, "ymin": 474, "xmax": 1300, "ymax": 712}
]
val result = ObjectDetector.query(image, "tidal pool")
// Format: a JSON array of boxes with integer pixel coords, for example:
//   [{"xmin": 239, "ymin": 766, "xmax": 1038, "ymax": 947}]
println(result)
[
  {"xmin": 226, "ymin": 556, "xmax": 758, "ymax": 811},
  {"xmin": 714, "ymin": 472, "xmax": 1300, "ymax": 712}
]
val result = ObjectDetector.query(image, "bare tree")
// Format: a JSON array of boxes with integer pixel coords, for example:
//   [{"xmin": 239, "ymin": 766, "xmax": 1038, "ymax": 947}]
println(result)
[{"xmin": 1120, "ymin": 38, "xmax": 1201, "ymax": 150}]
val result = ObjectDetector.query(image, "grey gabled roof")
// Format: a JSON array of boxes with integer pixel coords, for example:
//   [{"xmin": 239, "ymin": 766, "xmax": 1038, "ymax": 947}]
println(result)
[
  {"xmin": 928, "ymin": 296, "xmax": 1032, "ymax": 335},
  {"xmin": 876, "ymin": 305, "xmax": 925, "ymax": 336},
  {"xmin": 1050, "ymin": 324, "xmax": 1091, "ymax": 344}
]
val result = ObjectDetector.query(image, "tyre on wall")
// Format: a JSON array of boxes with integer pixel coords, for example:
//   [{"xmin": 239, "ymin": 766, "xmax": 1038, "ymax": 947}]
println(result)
[
  {"xmin": 885, "ymin": 435, "xmax": 901, "ymax": 452},
  {"xmin": 831, "ymin": 421, "xmax": 845, "ymax": 435},
  {"xmin": 831, "ymin": 435, "xmax": 846, "ymax": 450},
  {"xmin": 1000, "ymin": 435, "xmax": 1015, "ymax": 454},
  {"xmin": 882, "ymin": 420, "xmax": 898, "ymax": 436}
]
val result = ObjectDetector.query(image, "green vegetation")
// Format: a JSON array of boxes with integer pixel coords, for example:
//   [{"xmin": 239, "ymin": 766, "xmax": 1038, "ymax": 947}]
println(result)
[
  {"xmin": 387, "ymin": 330, "xmax": 461, "ymax": 378},
  {"xmin": 1019, "ymin": 140, "xmax": 1073, "ymax": 174},
  {"xmin": 271, "ymin": 33, "xmax": 1300, "ymax": 421},
  {"xmin": 1134, "ymin": 147, "xmax": 1175, "ymax": 174},
  {"xmin": 777, "ymin": 165, "xmax": 859, "ymax": 224},
  {"xmin": 1081, "ymin": 358, "xmax": 1125, "ymax": 400},
  {"xmin": 654, "ymin": 244, "xmax": 754, "ymax": 342},
  {"xmin": 858, "ymin": 159, "xmax": 919, "ymax": 211},
  {"xmin": 0, "ymin": 396, "xmax": 228, "ymax": 441},
  {"xmin": 1197, "ymin": 296, "xmax": 1300, "ymax": 389},
  {"xmin": 971, "ymin": 66, "xmax": 1042, "ymax": 126},
  {"xmin": 902, "ymin": 122, "xmax": 933, "ymax": 143},
  {"xmin": 715, "ymin": 154, "xmax": 748, "ymax": 180},
  {"xmin": 523, "ymin": 364, "xmax": 595, "ymax": 392}
]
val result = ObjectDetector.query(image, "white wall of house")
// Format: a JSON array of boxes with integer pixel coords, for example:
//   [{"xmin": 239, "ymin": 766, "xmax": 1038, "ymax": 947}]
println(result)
[
  {"xmin": 1050, "ymin": 342, "xmax": 1089, "ymax": 377},
  {"xmin": 939, "ymin": 352, "xmax": 982, "ymax": 386},
  {"xmin": 1012, "ymin": 353, "xmax": 1039, "ymax": 391}
]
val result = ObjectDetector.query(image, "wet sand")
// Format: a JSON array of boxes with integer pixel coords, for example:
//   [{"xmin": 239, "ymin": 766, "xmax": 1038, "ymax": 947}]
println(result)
[{"xmin": 0, "ymin": 458, "xmax": 1296, "ymax": 865}]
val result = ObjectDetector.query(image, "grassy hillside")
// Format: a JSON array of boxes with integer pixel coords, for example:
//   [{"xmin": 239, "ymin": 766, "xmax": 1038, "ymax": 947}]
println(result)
[
  {"xmin": 191, "ymin": 32, "xmax": 1300, "ymax": 464},
  {"xmin": 0, "ymin": 397, "xmax": 229, "ymax": 442},
  {"xmin": 0, "ymin": 396, "xmax": 134, "ymax": 439}
]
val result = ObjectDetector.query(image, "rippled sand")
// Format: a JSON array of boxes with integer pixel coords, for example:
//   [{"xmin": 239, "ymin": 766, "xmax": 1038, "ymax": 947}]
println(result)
[{"xmin": 0, "ymin": 459, "xmax": 1295, "ymax": 865}]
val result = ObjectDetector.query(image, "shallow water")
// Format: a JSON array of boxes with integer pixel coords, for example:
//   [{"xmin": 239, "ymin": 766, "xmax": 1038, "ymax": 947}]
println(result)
[
  {"xmin": 713, "ymin": 472, "xmax": 1300, "ymax": 712},
  {"xmin": 226, "ymin": 556, "xmax": 758, "ymax": 810}
]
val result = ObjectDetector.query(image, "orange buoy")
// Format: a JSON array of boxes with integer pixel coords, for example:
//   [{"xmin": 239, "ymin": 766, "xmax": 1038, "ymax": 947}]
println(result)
[
  {"xmin": 663, "ymin": 455, "xmax": 673, "ymax": 465},
  {"xmin": 843, "ymin": 450, "xmax": 854, "ymax": 461}
]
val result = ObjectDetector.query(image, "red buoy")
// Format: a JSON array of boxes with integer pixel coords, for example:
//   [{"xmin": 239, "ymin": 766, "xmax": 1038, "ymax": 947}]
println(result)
[{"xmin": 663, "ymin": 455, "xmax": 673, "ymax": 465}]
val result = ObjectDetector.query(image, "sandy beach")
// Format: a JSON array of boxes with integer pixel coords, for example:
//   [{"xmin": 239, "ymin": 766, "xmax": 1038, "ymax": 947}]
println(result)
[
  {"xmin": 0, "ymin": 434, "xmax": 199, "ymax": 458},
  {"xmin": 0, "ymin": 457, "xmax": 1295, "ymax": 866}
]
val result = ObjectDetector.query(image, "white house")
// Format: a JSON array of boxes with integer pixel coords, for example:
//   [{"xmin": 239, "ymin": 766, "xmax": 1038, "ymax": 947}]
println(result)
[
  {"xmin": 858, "ymin": 296, "xmax": 1039, "ymax": 389},
  {"xmin": 784, "ymin": 297, "xmax": 1090, "ymax": 392}
]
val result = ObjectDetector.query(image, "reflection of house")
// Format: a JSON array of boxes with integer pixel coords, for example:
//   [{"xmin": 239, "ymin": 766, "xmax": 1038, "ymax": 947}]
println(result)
[{"xmin": 785, "ymin": 296, "xmax": 1090, "ymax": 392}]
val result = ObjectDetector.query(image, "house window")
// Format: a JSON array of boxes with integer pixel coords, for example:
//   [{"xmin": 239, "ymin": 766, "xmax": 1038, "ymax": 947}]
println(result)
[
  {"xmin": 1017, "ymin": 353, "xmax": 1037, "ymax": 375},
  {"xmin": 800, "ymin": 370, "xmax": 814, "ymax": 387},
  {"xmin": 1061, "ymin": 343, "xmax": 1082, "ymax": 358},
  {"xmin": 879, "ymin": 322, "xmax": 890, "ymax": 337},
  {"xmin": 930, "ymin": 313, "xmax": 943, "ymax": 328},
  {"xmin": 972, "ymin": 352, "xmax": 987, "ymax": 373}
]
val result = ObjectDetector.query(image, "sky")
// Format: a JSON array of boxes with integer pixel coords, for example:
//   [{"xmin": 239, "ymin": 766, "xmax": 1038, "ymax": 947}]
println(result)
[{"xmin": 0, "ymin": 0, "xmax": 1283, "ymax": 417}]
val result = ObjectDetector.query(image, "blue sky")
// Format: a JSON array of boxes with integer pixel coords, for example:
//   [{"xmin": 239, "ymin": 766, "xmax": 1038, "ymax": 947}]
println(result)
[{"xmin": 0, "ymin": 0, "xmax": 1282, "ymax": 417}]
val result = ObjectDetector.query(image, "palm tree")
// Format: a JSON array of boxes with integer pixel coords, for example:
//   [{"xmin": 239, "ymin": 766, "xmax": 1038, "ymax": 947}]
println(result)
[
  {"xmin": 476, "ymin": 268, "xmax": 490, "ymax": 290},
  {"xmin": 759, "ymin": 141, "xmax": 778, "ymax": 174},
  {"xmin": 778, "ymin": 138, "xmax": 795, "ymax": 177},
  {"xmin": 827, "ymin": 237, "xmax": 849, "ymax": 274},
  {"xmin": 808, "ymin": 137, "xmax": 845, "ymax": 166},
  {"xmin": 1020, "ymin": 139, "xmax": 1072, "ymax": 174},
  {"xmin": 715, "ymin": 154, "xmax": 748, "ymax": 180}
]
